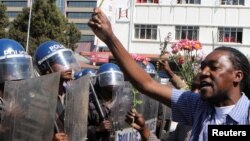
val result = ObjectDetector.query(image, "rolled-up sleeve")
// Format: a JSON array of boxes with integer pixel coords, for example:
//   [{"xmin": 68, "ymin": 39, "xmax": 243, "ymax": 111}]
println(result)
[{"xmin": 171, "ymin": 89, "xmax": 201, "ymax": 125}]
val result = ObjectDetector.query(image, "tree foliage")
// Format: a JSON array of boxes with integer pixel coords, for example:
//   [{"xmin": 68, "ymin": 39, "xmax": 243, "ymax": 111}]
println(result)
[
  {"xmin": 9, "ymin": 0, "xmax": 81, "ymax": 55},
  {"xmin": 0, "ymin": 3, "xmax": 9, "ymax": 38},
  {"xmin": 67, "ymin": 22, "xmax": 81, "ymax": 51}
]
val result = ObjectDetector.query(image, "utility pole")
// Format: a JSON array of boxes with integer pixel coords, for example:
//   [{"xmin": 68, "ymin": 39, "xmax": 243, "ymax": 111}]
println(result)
[
  {"xmin": 26, "ymin": 0, "xmax": 33, "ymax": 53},
  {"xmin": 128, "ymin": 0, "xmax": 135, "ymax": 52}
]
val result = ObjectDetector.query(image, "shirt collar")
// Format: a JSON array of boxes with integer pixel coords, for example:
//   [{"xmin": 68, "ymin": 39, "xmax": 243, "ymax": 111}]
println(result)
[{"xmin": 227, "ymin": 93, "xmax": 250, "ymax": 123}]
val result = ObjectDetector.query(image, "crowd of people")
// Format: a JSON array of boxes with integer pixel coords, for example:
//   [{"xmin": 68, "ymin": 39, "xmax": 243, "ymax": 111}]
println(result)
[{"xmin": 0, "ymin": 7, "xmax": 250, "ymax": 141}]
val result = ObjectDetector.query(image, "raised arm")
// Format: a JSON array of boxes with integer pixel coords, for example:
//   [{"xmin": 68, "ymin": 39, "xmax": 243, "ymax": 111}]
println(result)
[
  {"xmin": 158, "ymin": 59, "xmax": 188, "ymax": 89},
  {"xmin": 88, "ymin": 8, "xmax": 172, "ymax": 107}
]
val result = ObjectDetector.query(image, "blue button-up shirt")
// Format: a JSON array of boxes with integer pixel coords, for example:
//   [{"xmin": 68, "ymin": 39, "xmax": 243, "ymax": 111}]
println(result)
[{"xmin": 171, "ymin": 89, "xmax": 250, "ymax": 141}]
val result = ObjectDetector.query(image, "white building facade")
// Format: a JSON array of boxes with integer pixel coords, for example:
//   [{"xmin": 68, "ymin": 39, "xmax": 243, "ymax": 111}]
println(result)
[{"xmin": 100, "ymin": 0, "xmax": 250, "ymax": 57}]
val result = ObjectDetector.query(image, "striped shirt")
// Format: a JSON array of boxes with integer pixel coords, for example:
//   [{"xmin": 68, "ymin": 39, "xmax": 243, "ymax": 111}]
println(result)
[{"xmin": 171, "ymin": 89, "xmax": 250, "ymax": 141}]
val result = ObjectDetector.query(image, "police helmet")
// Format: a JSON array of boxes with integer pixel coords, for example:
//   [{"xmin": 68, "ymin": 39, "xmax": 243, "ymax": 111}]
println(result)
[
  {"xmin": 137, "ymin": 62, "xmax": 156, "ymax": 77},
  {"xmin": 34, "ymin": 41, "xmax": 80, "ymax": 74},
  {"xmin": 97, "ymin": 63, "xmax": 124, "ymax": 87},
  {"xmin": 0, "ymin": 39, "xmax": 34, "ymax": 83},
  {"xmin": 74, "ymin": 68, "xmax": 97, "ymax": 84},
  {"xmin": 74, "ymin": 68, "xmax": 96, "ymax": 79}
]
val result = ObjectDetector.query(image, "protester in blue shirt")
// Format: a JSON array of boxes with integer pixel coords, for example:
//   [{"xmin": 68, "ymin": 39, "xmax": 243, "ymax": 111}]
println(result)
[
  {"xmin": 88, "ymin": 8, "xmax": 250, "ymax": 141},
  {"xmin": 126, "ymin": 73, "xmax": 201, "ymax": 141}
]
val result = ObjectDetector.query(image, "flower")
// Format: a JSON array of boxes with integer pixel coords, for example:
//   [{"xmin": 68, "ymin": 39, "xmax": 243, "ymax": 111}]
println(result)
[
  {"xmin": 130, "ymin": 53, "xmax": 150, "ymax": 66},
  {"xmin": 169, "ymin": 40, "xmax": 203, "ymax": 88},
  {"xmin": 178, "ymin": 56, "xmax": 185, "ymax": 64},
  {"xmin": 192, "ymin": 41, "xmax": 202, "ymax": 50},
  {"xmin": 159, "ymin": 32, "xmax": 172, "ymax": 58}
]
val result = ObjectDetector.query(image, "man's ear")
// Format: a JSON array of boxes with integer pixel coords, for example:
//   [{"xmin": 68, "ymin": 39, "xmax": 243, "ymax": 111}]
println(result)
[{"xmin": 233, "ymin": 70, "xmax": 243, "ymax": 83}]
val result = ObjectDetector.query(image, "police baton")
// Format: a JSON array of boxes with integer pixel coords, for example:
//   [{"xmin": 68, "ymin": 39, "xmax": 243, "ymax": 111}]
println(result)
[{"xmin": 89, "ymin": 80, "xmax": 105, "ymax": 121}]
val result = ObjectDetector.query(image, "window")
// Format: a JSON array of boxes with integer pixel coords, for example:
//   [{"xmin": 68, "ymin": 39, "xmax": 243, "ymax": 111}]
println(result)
[
  {"xmin": 7, "ymin": 11, "xmax": 21, "ymax": 18},
  {"xmin": 80, "ymin": 35, "xmax": 94, "ymax": 42},
  {"xmin": 67, "ymin": 12, "xmax": 92, "ymax": 19},
  {"xmin": 177, "ymin": 0, "xmax": 201, "ymax": 4},
  {"xmin": 175, "ymin": 26, "xmax": 199, "ymax": 40},
  {"xmin": 221, "ymin": 0, "xmax": 244, "ymax": 5},
  {"xmin": 75, "ymin": 23, "xmax": 90, "ymax": 30},
  {"xmin": 67, "ymin": 1, "xmax": 96, "ymax": 8},
  {"xmin": 56, "ymin": 0, "xmax": 65, "ymax": 13},
  {"xmin": 218, "ymin": 27, "xmax": 242, "ymax": 43},
  {"xmin": 2, "ymin": 1, "xmax": 27, "ymax": 7},
  {"xmin": 136, "ymin": 0, "xmax": 159, "ymax": 4},
  {"xmin": 134, "ymin": 25, "xmax": 157, "ymax": 40}
]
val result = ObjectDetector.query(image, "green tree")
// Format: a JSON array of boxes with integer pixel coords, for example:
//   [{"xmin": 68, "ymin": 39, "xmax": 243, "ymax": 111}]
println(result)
[
  {"xmin": 0, "ymin": 3, "xmax": 9, "ymax": 38},
  {"xmin": 9, "ymin": 0, "xmax": 80, "ymax": 55},
  {"xmin": 66, "ymin": 22, "xmax": 81, "ymax": 51}
]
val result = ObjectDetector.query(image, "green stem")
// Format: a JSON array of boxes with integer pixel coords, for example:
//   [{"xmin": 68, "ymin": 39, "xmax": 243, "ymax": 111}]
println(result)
[{"xmin": 131, "ymin": 87, "xmax": 139, "ymax": 141}]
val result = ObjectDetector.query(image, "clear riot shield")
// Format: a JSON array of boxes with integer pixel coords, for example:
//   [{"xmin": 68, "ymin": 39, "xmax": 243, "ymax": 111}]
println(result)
[
  {"xmin": 140, "ymin": 94, "xmax": 159, "ymax": 133},
  {"xmin": 157, "ymin": 103, "xmax": 170, "ymax": 139},
  {"xmin": 110, "ymin": 81, "xmax": 144, "ymax": 141},
  {"xmin": 64, "ymin": 75, "xmax": 89, "ymax": 141},
  {"xmin": 1, "ymin": 73, "xmax": 60, "ymax": 141},
  {"xmin": 110, "ymin": 81, "xmax": 143, "ymax": 131}
]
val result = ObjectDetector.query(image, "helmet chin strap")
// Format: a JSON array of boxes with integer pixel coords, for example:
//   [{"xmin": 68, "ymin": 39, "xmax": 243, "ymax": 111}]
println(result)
[{"xmin": 46, "ymin": 61, "xmax": 54, "ymax": 73}]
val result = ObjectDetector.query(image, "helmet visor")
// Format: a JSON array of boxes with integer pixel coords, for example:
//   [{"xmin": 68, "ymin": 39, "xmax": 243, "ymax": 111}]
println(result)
[
  {"xmin": 0, "ymin": 55, "xmax": 34, "ymax": 82},
  {"xmin": 98, "ymin": 71, "xmax": 124, "ymax": 87},
  {"xmin": 44, "ymin": 49, "xmax": 80, "ymax": 73}
]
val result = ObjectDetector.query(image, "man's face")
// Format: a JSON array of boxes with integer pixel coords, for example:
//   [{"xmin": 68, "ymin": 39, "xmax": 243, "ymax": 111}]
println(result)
[
  {"xmin": 199, "ymin": 50, "xmax": 236, "ymax": 102},
  {"xmin": 51, "ymin": 64, "xmax": 73, "ymax": 81},
  {"xmin": 101, "ymin": 85, "xmax": 117, "ymax": 99}
]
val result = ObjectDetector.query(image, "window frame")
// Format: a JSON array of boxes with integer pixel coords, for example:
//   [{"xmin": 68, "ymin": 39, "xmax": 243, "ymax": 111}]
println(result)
[
  {"xmin": 177, "ymin": 0, "xmax": 201, "ymax": 4},
  {"xmin": 136, "ymin": 0, "xmax": 159, "ymax": 4},
  {"xmin": 217, "ymin": 27, "xmax": 243, "ymax": 43},
  {"xmin": 1, "ymin": 1, "xmax": 27, "ymax": 7},
  {"xmin": 80, "ymin": 35, "xmax": 94, "ymax": 42},
  {"xmin": 66, "ymin": 12, "xmax": 92, "ymax": 19},
  {"xmin": 220, "ymin": 0, "xmax": 244, "ymax": 5},
  {"xmin": 134, "ymin": 24, "xmax": 158, "ymax": 40},
  {"xmin": 67, "ymin": 1, "xmax": 96, "ymax": 8},
  {"xmin": 75, "ymin": 23, "xmax": 90, "ymax": 30},
  {"xmin": 175, "ymin": 26, "xmax": 199, "ymax": 40},
  {"xmin": 7, "ymin": 11, "xmax": 22, "ymax": 18}
]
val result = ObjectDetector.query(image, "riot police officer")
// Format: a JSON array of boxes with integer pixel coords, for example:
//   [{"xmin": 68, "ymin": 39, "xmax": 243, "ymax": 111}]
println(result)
[
  {"xmin": 34, "ymin": 40, "xmax": 81, "ymax": 141},
  {"xmin": 0, "ymin": 38, "xmax": 34, "ymax": 107},
  {"xmin": 88, "ymin": 63, "xmax": 124, "ymax": 141},
  {"xmin": 0, "ymin": 38, "xmax": 34, "ymax": 134}
]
